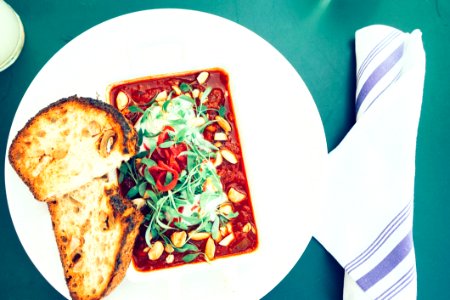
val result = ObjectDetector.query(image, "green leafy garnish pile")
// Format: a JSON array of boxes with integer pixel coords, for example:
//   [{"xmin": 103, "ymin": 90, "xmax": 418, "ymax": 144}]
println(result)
[{"xmin": 118, "ymin": 83, "xmax": 236, "ymax": 262}]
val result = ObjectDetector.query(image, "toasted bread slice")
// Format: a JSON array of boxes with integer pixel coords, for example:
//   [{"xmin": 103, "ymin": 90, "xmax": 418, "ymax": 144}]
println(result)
[
  {"xmin": 48, "ymin": 173, "xmax": 143, "ymax": 300},
  {"xmin": 8, "ymin": 96, "xmax": 137, "ymax": 201}
]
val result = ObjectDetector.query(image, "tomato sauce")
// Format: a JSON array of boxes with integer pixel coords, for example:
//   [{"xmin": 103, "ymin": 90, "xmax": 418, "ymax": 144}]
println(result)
[{"xmin": 108, "ymin": 68, "xmax": 258, "ymax": 272}]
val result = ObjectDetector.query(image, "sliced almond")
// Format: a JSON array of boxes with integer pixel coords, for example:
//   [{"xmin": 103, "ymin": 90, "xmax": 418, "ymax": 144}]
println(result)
[
  {"xmin": 205, "ymin": 237, "xmax": 215, "ymax": 260},
  {"xmin": 189, "ymin": 116, "xmax": 206, "ymax": 128},
  {"xmin": 165, "ymin": 243, "xmax": 174, "ymax": 254},
  {"xmin": 197, "ymin": 71, "xmax": 209, "ymax": 85},
  {"xmin": 148, "ymin": 241, "xmax": 164, "ymax": 260},
  {"xmin": 116, "ymin": 91, "xmax": 129, "ymax": 110},
  {"xmin": 188, "ymin": 231, "xmax": 211, "ymax": 241},
  {"xmin": 242, "ymin": 222, "xmax": 253, "ymax": 233},
  {"xmin": 215, "ymin": 116, "xmax": 231, "ymax": 132},
  {"xmin": 226, "ymin": 222, "xmax": 233, "ymax": 234},
  {"xmin": 219, "ymin": 233, "xmax": 235, "ymax": 247},
  {"xmin": 214, "ymin": 231, "xmax": 223, "ymax": 243},
  {"xmin": 203, "ymin": 177, "xmax": 218, "ymax": 192},
  {"xmin": 219, "ymin": 226, "xmax": 228, "ymax": 237},
  {"xmin": 132, "ymin": 198, "xmax": 146, "ymax": 210},
  {"xmin": 213, "ymin": 151, "xmax": 223, "ymax": 167},
  {"xmin": 155, "ymin": 90, "xmax": 168, "ymax": 102},
  {"xmin": 192, "ymin": 88, "xmax": 200, "ymax": 99},
  {"xmin": 171, "ymin": 231, "xmax": 187, "ymax": 248},
  {"xmin": 228, "ymin": 187, "xmax": 246, "ymax": 203},
  {"xmin": 99, "ymin": 130, "xmax": 116, "ymax": 157},
  {"xmin": 166, "ymin": 254, "xmax": 175, "ymax": 264},
  {"xmin": 219, "ymin": 203, "xmax": 233, "ymax": 215},
  {"xmin": 214, "ymin": 132, "xmax": 228, "ymax": 141},
  {"xmin": 220, "ymin": 149, "xmax": 237, "ymax": 164},
  {"xmin": 172, "ymin": 85, "xmax": 182, "ymax": 95}
]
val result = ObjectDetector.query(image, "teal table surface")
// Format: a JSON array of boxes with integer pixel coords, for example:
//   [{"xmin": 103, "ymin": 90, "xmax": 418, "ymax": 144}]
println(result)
[{"xmin": 1, "ymin": 0, "xmax": 449, "ymax": 299}]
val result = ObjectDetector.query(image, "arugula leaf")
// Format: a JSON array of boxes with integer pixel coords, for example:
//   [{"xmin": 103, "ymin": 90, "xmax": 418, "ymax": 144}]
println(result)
[
  {"xmin": 137, "ymin": 128, "xmax": 144, "ymax": 147},
  {"xmin": 118, "ymin": 172, "xmax": 125, "ymax": 184},
  {"xmin": 180, "ymin": 82, "xmax": 192, "ymax": 92},
  {"xmin": 138, "ymin": 181, "xmax": 147, "ymax": 197},
  {"xmin": 145, "ymin": 224, "xmax": 153, "ymax": 246},
  {"xmin": 174, "ymin": 222, "xmax": 189, "ymax": 230},
  {"xmin": 197, "ymin": 104, "xmax": 208, "ymax": 115},
  {"xmin": 165, "ymin": 172, "xmax": 173, "ymax": 185},
  {"xmin": 223, "ymin": 211, "xmax": 239, "ymax": 219},
  {"xmin": 176, "ymin": 243, "xmax": 200, "ymax": 253},
  {"xmin": 182, "ymin": 253, "xmax": 200, "ymax": 263},
  {"xmin": 143, "ymin": 130, "xmax": 161, "ymax": 138},
  {"xmin": 141, "ymin": 158, "xmax": 157, "ymax": 167},
  {"xmin": 218, "ymin": 105, "xmax": 227, "ymax": 118},
  {"xmin": 126, "ymin": 185, "xmax": 139, "ymax": 198},
  {"xmin": 211, "ymin": 217, "xmax": 220, "ymax": 240},
  {"xmin": 178, "ymin": 94, "xmax": 195, "ymax": 104},
  {"xmin": 128, "ymin": 105, "xmax": 145, "ymax": 113},
  {"xmin": 200, "ymin": 86, "xmax": 212, "ymax": 103},
  {"xmin": 168, "ymin": 119, "xmax": 187, "ymax": 126},
  {"xmin": 119, "ymin": 163, "xmax": 129, "ymax": 173},
  {"xmin": 159, "ymin": 140, "xmax": 176, "ymax": 148},
  {"xmin": 145, "ymin": 191, "xmax": 158, "ymax": 203}
]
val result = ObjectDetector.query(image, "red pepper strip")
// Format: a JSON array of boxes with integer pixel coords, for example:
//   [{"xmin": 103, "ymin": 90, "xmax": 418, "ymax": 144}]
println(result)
[
  {"xmin": 169, "ymin": 155, "xmax": 181, "ymax": 173},
  {"xmin": 170, "ymin": 143, "xmax": 188, "ymax": 169},
  {"xmin": 157, "ymin": 125, "xmax": 174, "ymax": 145},
  {"xmin": 150, "ymin": 161, "xmax": 179, "ymax": 192}
]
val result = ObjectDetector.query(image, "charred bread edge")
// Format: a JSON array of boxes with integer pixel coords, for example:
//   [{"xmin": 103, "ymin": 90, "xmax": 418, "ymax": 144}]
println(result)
[
  {"xmin": 8, "ymin": 95, "xmax": 138, "ymax": 200},
  {"xmin": 48, "ymin": 188, "xmax": 144, "ymax": 300},
  {"xmin": 103, "ymin": 194, "xmax": 144, "ymax": 297},
  {"xmin": 10, "ymin": 95, "xmax": 137, "ymax": 155}
]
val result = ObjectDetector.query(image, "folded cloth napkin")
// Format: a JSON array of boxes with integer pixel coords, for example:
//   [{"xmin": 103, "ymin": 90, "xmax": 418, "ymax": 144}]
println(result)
[{"xmin": 314, "ymin": 25, "xmax": 426, "ymax": 299}]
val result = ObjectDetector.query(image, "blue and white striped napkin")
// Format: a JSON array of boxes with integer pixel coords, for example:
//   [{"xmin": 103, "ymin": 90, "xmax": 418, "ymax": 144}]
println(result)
[{"xmin": 314, "ymin": 25, "xmax": 425, "ymax": 299}]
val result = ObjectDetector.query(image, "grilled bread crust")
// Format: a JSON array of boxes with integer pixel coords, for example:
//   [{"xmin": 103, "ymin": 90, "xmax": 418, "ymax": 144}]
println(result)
[
  {"xmin": 9, "ymin": 95, "xmax": 142, "ymax": 299},
  {"xmin": 8, "ymin": 95, "xmax": 137, "ymax": 201},
  {"xmin": 48, "ymin": 174, "xmax": 143, "ymax": 300}
]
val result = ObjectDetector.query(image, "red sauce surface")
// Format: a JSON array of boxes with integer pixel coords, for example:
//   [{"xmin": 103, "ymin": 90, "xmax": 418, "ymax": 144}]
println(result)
[{"xmin": 108, "ymin": 68, "xmax": 258, "ymax": 272}]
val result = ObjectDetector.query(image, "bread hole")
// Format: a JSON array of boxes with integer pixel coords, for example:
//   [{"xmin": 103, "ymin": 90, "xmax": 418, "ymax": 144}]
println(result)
[
  {"xmin": 72, "ymin": 253, "xmax": 81, "ymax": 263},
  {"xmin": 37, "ymin": 130, "xmax": 46, "ymax": 137},
  {"xmin": 88, "ymin": 120, "xmax": 101, "ymax": 136},
  {"xmin": 31, "ymin": 155, "xmax": 52, "ymax": 177},
  {"xmin": 81, "ymin": 128, "xmax": 90, "ymax": 137},
  {"xmin": 52, "ymin": 148, "xmax": 68, "ymax": 160},
  {"xmin": 68, "ymin": 195, "xmax": 82, "ymax": 206},
  {"xmin": 102, "ymin": 215, "xmax": 110, "ymax": 231}
]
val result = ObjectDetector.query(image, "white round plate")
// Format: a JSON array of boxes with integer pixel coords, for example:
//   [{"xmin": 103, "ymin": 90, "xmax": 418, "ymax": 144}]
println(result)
[{"xmin": 5, "ymin": 9, "xmax": 327, "ymax": 300}]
